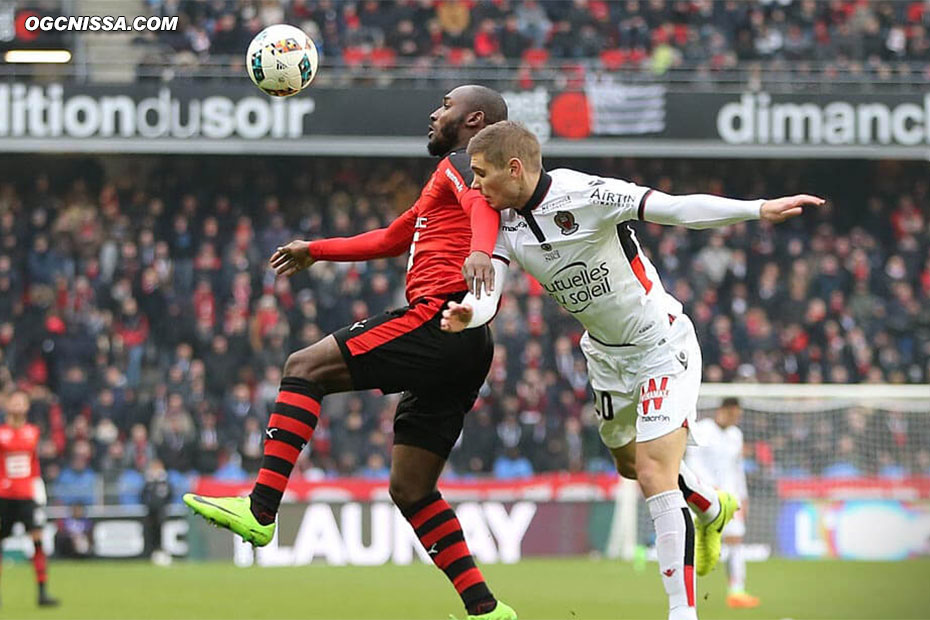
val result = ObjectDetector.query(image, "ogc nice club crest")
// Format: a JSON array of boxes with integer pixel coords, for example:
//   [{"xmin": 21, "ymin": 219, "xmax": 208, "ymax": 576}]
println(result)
[{"xmin": 554, "ymin": 211, "xmax": 578, "ymax": 235}]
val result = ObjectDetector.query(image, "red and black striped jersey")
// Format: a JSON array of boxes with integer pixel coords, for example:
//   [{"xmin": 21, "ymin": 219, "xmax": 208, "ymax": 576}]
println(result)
[
  {"xmin": 309, "ymin": 150, "xmax": 498, "ymax": 303},
  {"xmin": 0, "ymin": 423, "xmax": 41, "ymax": 500}
]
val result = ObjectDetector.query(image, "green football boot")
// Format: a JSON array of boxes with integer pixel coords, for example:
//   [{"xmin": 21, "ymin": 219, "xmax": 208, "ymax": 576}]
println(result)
[
  {"xmin": 694, "ymin": 490, "xmax": 740, "ymax": 576},
  {"xmin": 183, "ymin": 494, "xmax": 275, "ymax": 547},
  {"xmin": 452, "ymin": 601, "xmax": 518, "ymax": 620}
]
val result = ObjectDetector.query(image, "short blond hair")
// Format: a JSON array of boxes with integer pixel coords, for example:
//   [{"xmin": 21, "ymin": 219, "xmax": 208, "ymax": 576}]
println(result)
[{"xmin": 467, "ymin": 121, "xmax": 542, "ymax": 172}]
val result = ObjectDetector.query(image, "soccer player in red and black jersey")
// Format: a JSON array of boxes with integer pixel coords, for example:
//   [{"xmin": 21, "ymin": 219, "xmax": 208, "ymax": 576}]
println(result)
[
  {"xmin": 0, "ymin": 390, "xmax": 59, "ymax": 608},
  {"xmin": 185, "ymin": 85, "xmax": 516, "ymax": 620}
]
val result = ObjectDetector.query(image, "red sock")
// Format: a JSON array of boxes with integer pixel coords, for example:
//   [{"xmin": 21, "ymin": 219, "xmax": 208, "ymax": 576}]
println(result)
[
  {"xmin": 403, "ymin": 491, "xmax": 496, "ymax": 616},
  {"xmin": 249, "ymin": 377, "xmax": 322, "ymax": 523},
  {"xmin": 33, "ymin": 541, "xmax": 47, "ymax": 584}
]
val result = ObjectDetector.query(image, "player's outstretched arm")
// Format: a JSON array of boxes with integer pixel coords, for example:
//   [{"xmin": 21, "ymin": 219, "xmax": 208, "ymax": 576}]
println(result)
[
  {"xmin": 641, "ymin": 190, "xmax": 825, "ymax": 229},
  {"xmin": 271, "ymin": 209, "xmax": 419, "ymax": 277},
  {"xmin": 270, "ymin": 240, "xmax": 314, "ymax": 277}
]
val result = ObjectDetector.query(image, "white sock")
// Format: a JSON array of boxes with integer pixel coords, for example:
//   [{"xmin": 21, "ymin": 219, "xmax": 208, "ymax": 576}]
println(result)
[
  {"xmin": 678, "ymin": 462, "xmax": 721, "ymax": 524},
  {"xmin": 647, "ymin": 490, "xmax": 697, "ymax": 620},
  {"xmin": 728, "ymin": 543, "xmax": 746, "ymax": 593}
]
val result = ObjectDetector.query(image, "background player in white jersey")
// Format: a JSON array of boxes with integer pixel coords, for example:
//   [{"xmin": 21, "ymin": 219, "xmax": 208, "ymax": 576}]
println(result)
[
  {"xmin": 687, "ymin": 397, "xmax": 759, "ymax": 609},
  {"xmin": 442, "ymin": 121, "xmax": 824, "ymax": 620}
]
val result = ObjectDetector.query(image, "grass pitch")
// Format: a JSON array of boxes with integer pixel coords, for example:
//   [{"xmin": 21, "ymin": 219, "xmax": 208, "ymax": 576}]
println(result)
[{"xmin": 0, "ymin": 557, "xmax": 927, "ymax": 619}]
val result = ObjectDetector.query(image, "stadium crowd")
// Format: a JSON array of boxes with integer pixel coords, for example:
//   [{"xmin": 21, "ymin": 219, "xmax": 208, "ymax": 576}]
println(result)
[
  {"xmin": 0, "ymin": 155, "xmax": 927, "ymax": 506},
  {"xmin": 140, "ymin": 0, "xmax": 930, "ymax": 86}
]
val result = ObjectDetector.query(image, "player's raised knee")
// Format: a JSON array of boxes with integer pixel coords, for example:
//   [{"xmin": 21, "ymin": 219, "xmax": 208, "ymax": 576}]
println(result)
[
  {"xmin": 283, "ymin": 348, "xmax": 316, "ymax": 379},
  {"xmin": 283, "ymin": 337, "xmax": 346, "ymax": 386},
  {"xmin": 617, "ymin": 460, "xmax": 637, "ymax": 480}
]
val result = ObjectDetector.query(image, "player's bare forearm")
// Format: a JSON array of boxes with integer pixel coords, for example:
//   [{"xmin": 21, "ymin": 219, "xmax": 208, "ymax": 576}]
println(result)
[
  {"xmin": 760, "ymin": 194, "xmax": 826, "ymax": 224},
  {"xmin": 440, "ymin": 301, "xmax": 473, "ymax": 333},
  {"xmin": 462, "ymin": 251, "xmax": 494, "ymax": 299}
]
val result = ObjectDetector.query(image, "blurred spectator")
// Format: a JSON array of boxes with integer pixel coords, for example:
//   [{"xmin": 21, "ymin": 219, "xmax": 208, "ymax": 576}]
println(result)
[
  {"xmin": 54, "ymin": 441, "xmax": 96, "ymax": 506},
  {"xmin": 54, "ymin": 504, "xmax": 94, "ymax": 559},
  {"xmin": 360, "ymin": 453, "xmax": 390, "ymax": 479},
  {"xmin": 223, "ymin": 383, "xmax": 256, "ymax": 446},
  {"xmin": 125, "ymin": 0, "xmax": 929, "ymax": 90},
  {"xmin": 238, "ymin": 416, "xmax": 265, "ymax": 474},
  {"xmin": 154, "ymin": 408, "xmax": 196, "ymax": 473},
  {"xmin": 126, "ymin": 423, "xmax": 156, "ymax": 473},
  {"xmin": 141, "ymin": 459, "xmax": 172, "ymax": 565},
  {"xmin": 194, "ymin": 410, "xmax": 222, "ymax": 474},
  {"xmin": 493, "ymin": 446, "xmax": 534, "ymax": 479}
]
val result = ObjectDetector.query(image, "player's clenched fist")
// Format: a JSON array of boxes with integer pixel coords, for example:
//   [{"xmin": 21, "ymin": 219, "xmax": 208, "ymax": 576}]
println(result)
[
  {"xmin": 270, "ymin": 240, "xmax": 314, "ymax": 277},
  {"xmin": 440, "ymin": 301, "xmax": 473, "ymax": 333},
  {"xmin": 760, "ymin": 194, "xmax": 826, "ymax": 224}
]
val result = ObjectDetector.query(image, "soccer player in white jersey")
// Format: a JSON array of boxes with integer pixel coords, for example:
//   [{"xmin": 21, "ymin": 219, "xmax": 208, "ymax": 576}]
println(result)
[
  {"xmin": 687, "ymin": 397, "xmax": 759, "ymax": 609},
  {"xmin": 441, "ymin": 121, "xmax": 824, "ymax": 620}
]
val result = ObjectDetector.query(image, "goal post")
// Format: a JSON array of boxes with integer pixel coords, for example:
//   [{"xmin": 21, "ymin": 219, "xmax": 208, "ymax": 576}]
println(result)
[
  {"xmin": 696, "ymin": 383, "xmax": 930, "ymax": 560},
  {"xmin": 608, "ymin": 383, "xmax": 930, "ymax": 561}
]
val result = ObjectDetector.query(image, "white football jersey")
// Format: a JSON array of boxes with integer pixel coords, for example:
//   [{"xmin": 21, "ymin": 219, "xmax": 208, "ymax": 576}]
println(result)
[
  {"xmin": 492, "ymin": 168, "xmax": 683, "ymax": 346},
  {"xmin": 687, "ymin": 418, "xmax": 748, "ymax": 500}
]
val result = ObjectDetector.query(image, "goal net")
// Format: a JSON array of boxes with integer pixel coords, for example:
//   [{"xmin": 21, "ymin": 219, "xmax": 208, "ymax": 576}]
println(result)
[{"xmin": 678, "ymin": 383, "xmax": 930, "ymax": 561}]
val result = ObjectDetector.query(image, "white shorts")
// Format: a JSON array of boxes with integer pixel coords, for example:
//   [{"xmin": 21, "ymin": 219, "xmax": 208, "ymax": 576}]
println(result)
[{"xmin": 581, "ymin": 315, "xmax": 703, "ymax": 449}]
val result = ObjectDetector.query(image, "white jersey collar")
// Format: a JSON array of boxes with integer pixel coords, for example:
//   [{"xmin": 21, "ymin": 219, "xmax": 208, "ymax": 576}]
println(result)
[{"xmin": 516, "ymin": 170, "xmax": 552, "ymax": 216}]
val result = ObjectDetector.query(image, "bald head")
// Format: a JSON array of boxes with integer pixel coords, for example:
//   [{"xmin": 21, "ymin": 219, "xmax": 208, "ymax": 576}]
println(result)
[{"xmin": 452, "ymin": 85, "xmax": 508, "ymax": 125}]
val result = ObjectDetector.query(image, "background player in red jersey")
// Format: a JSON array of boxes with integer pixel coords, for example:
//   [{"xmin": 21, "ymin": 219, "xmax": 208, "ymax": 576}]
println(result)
[
  {"xmin": 185, "ymin": 86, "xmax": 516, "ymax": 620},
  {"xmin": 0, "ymin": 390, "xmax": 59, "ymax": 608}
]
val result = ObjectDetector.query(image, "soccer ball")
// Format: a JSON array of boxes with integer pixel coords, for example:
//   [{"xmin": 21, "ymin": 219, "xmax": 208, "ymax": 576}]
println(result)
[{"xmin": 246, "ymin": 24, "xmax": 319, "ymax": 97}]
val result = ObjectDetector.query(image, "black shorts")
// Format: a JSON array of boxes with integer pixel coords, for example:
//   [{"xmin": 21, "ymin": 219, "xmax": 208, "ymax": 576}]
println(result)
[
  {"xmin": 333, "ymin": 292, "xmax": 493, "ymax": 459},
  {"xmin": 0, "ymin": 497, "xmax": 41, "ymax": 538}
]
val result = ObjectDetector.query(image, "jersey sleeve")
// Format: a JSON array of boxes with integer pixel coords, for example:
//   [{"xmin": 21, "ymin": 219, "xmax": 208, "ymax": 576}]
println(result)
[
  {"xmin": 442, "ymin": 151, "xmax": 500, "ymax": 256},
  {"xmin": 596, "ymin": 174, "xmax": 763, "ymax": 229},
  {"xmin": 638, "ymin": 191, "xmax": 763, "ymax": 229},
  {"xmin": 466, "ymin": 199, "xmax": 502, "ymax": 257},
  {"xmin": 491, "ymin": 221, "xmax": 511, "ymax": 264},
  {"xmin": 308, "ymin": 207, "xmax": 417, "ymax": 261},
  {"xmin": 588, "ymin": 176, "xmax": 653, "ymax": 224}
]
